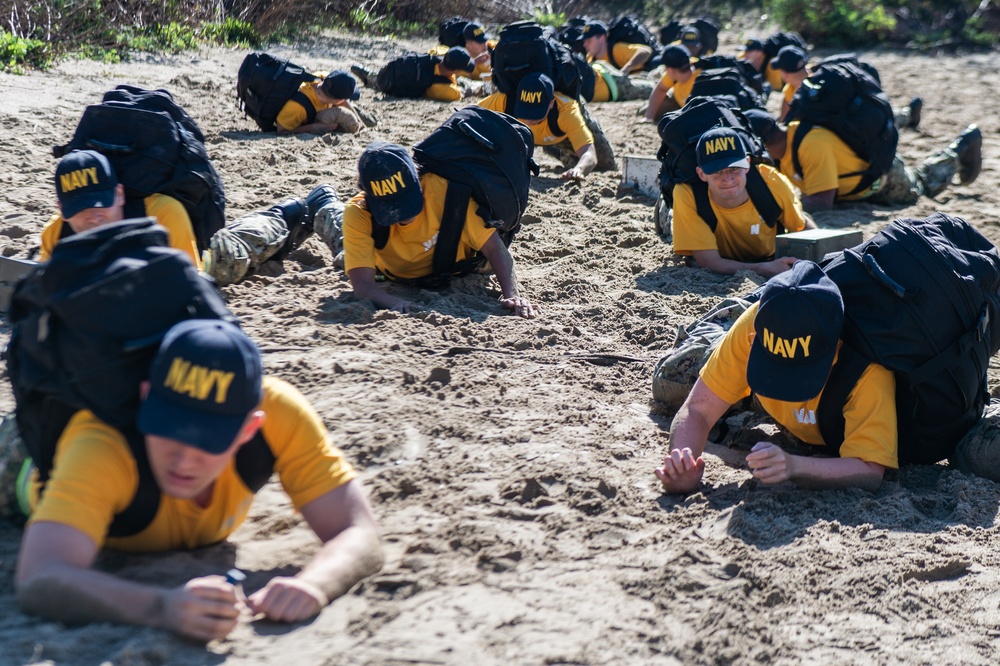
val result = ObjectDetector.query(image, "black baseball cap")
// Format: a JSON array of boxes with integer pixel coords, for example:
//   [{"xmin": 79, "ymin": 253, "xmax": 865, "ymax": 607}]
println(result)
[
  {"xmin": 513, "ymin": 72, "xmax": 555, "ymax": 122},
  {"xmin": 773, "ymin": 46, "xmax": 807, "ymax": 72},
  {"xmin": 661, "ymin": 45, "xmax": 691, "ymax": 70},
  {"xmin": 463, "ymin": 22, "xmax": 487, "ymax": 43},
  {"xmin": 358, "ymin": 142, "xmax": 423, "ymax": 226},
  {"xmin": 743, "ymin": 108, "xmax": 780, "ymax": 144},
  {"xmin": 55, "ymin": 150, "xmax": 119, "ymax": 219},
  {"xmin": 321, "ymin": 70, "xmax": 361, "ymax": 100},
  {"xmin": 747, "ymin": 261, "xmax": 845, "ymax": 402},
  {"xmin": 582, "ymin": 21, "xmax": 607, "ymax": 38},
  {"xmin": 442, "ymin": 46, "xmax": 475, "ymax": 72}
]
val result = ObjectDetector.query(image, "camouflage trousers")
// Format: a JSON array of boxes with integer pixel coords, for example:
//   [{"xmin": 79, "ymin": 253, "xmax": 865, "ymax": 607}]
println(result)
[
  {"xmin": 204, "ymin": 210, "xmax": 290, "ymax": 286},
  {"xmin": 592, "ymin": 62, "xmax": 658, "ymax": 102},
  {"xmin": 315, "ymin": 106, "xmax": 363, "ymax": 134},
  {"xmin": 651, "ymin": 297, "xmax": 754, "ymax": 408},
  {"xmin": 953, "ymin": 401, "xmax": 1000, "ymax": 482},
  {"xmin": 543, "ymin": 103, "xmax": 618, "ymax": 172},
  {"xmin": 313, "ymin": 199, "xmax": 347, "ymax": 267},
  {"xmin": 865, "ymin": 149, "xmax": 959, "ymax": 206}
]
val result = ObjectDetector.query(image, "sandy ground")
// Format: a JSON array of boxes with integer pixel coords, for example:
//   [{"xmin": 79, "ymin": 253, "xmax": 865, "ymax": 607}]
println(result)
[{"xmin": 2, "ymin": 25, "xmax": 1000, "ymax": 666}]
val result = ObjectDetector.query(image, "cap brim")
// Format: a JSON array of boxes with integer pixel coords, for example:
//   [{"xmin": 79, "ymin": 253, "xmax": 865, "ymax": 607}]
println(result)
[
  {"xmin": 700, "ymin": 156, "xmax": 750, "ymax": 175},
  {"xmin": 367, "ymin": 190, "xmax": 425, "ymax": 226},
  {"xmin": 59, "ymin": 188, "xmax": 117, "ymax": 220},
  {"xmin": 138, "ymin": 397, "xmax": 247, "ymax": 455},
  {"xmin": 350, "ymin": 88, "xmax": 361, "ymax": 101},
  {"xmin": 746, "ymin": 338, "xmax": 836, "ymax": 402}
]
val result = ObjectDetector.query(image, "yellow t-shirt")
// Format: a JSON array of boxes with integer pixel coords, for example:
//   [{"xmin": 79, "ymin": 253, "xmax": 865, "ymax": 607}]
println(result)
[
  {"xmin": 40, "ymin": 193, "xmax": 202, "ymax": 269},
  {"xmin": 782, "ymin": 81, "xmax": 797, "ymax": 106},
  {"xmin": 590, "ymin": 62, "xmax": 615, "ymax": 103},
  {"xmin": 600, "ymin": 42, "xmax": 652, "ymax": 72},
  {"xmin": 779, "ymin": 122, "xmax": 870, "ymax": 199},
  {"xmin": 765, "ymin": 61, "xmax": 784, "ymax": 91},
  {"xmin": 658, "ymin": 68, "xmax": 700, "ymax": 107},
  {"xmin": 28, "ymin": 377, "xmax": 356, "ymax": 552},
  {"xmin": 700, "ymin": 302, "xmax": 898, "ymax": 467},
  {"xmin": 342, "ymin": 172, "xmax": 496, "ymax": 279},
  {"xmin": 425, "ymin": 63, "xmax": 462, "ymax": 101},
  {"xmin": 478, "ymin": 92, "xmax": 594, "ymax": 151},
  {"xmin": 672, "ymin": 164, "xmax": 807, "ymax": 261},
  {"xmin": 275, "ymin": 74, "xmax": 331, "ymax": 131}
]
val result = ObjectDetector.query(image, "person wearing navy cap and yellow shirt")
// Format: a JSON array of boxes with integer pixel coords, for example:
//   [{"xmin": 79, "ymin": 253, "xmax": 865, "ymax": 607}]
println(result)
[
  {"xmin": 426, "ymin": 22, "xmax": 495, "ymax": 82},
  {"xmin": 276, "ymin": 70, "xmax": 374, "ymax": 135},
  {"xmin": 644, "ymin": 45, "xmax": 700, "ymax": 121},
  {"xmin": 656, "ymin": 260, "xmax": 898, "ymax": 494},
  {"xmin": 672, "ymin": 127, "xmax": 814, "ymax": 277},
  {"xmin": 580, "ymin": 20, "xmax": 654, "ymax": 75},
  {"xmin": 424, "ymin": 47, "xmax": 477, "ymax": 101},
  {"xmin": 341, "ymin": 142, "xmax": 536, "ymax": 318},
  {"xmin": 479, "ymin": 73, "xmax": 605, "ymax": 179},
  {"xmin": 738, "ymin": 38, "xmax": 784, "ymax": 94},
  {"xmin": 41, "ymin": 150, "xmax": 201, "ymax": 268},
  {"xmin": 744, "ymin": 107, "xmax": 983, "ymax": 212},
  {"xmin": 14, "ymin": 319, "xmax": 383, "ymax": 640}
]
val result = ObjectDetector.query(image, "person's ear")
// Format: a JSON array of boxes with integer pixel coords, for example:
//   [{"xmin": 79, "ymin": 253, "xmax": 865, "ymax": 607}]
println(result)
[
  {"xmin": 696, "ymin": 167, "xmax": 708, "ymax": 182},
  {"xmin": 114, "ymin": 183, "xmax": 126, "ymax": 207},
  {"xmin": 233, "ymin": 410, "xmax": 265, "ymax": 449},
  {"xmin": 139, "ymin": 380, "xmax": 151, "ymax": 400}
]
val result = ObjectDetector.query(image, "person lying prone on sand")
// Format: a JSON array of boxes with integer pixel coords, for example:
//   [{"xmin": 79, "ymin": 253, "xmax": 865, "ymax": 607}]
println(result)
[
  {"xmin": 656, "ymin": 262, "xmax": 896, "ymax": 494},
  {"xmin": 13, "ymin": 319, "xmax": 384, "ymax": 641}
]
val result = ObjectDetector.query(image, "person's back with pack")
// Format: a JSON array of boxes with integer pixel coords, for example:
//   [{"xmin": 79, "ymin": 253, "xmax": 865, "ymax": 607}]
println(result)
[
  {"xmin": 817, "ymin": 212, "xmax": 1000, "ymax": 465},
  {"xmin": 785, "ymin": 60, "xmax": 897, "ymax": 197},
  {"xmin": 237, "ymin": 53, "xmax": 320, "ymax": 132},
  {"xmin": 375, "ymin": 52, "xmax": 454, "ymax": 99},
  {"xmin": 687, "ymin": 65, "xmax": 766, "ymax": 111},
  {"xmin": 491, "ymin": 20, "xmax": 595, "ymax": 103},
  {"xmin": 606, "ymin": 14, "xmax": 659, "ymax": 72},
  {"xmin": 6, "ymin": 218, "xmax": 236, "ymax": 508},
  {"xmin": 53, "ymin": 85, "xmax": 225, "ymax": 254}
]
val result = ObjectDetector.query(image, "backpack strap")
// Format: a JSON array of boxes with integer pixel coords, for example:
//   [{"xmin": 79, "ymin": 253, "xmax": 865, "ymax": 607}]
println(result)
[
  {"xmin": 691, "ymin": 166, "xmax": 784, "ymax": 236},
  {"xmin": 109, "ymin": 425, "xmax": 275, "ymax": 538},
  {"xmin": 790, "ymin": 121, "xmax": 879, "ymax": 198},
  {"xmin": 816, "ymin": 344, "xmax": 870, "ymax": 458},
  {"xmin": 290, "ymin": 90, "xmax": 317, "ymax": 125},
  {"xmin": 431, "ymin": 180, "xmax": 474, "ymax": 277}
]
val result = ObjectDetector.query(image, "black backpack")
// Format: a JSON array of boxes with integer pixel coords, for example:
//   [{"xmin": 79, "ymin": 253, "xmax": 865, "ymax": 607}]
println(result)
[
  {"xmin": 375, "ymin": 53, "xmax": 452, "ymax": 99},
  {"xmin": 816, "ymin": 213, "xmax": 1000, "ymax": 465},
  {"xmin": 785, "ymin": 61, "xmax": 898, "ymax": 197},
  {"xmin": 492, "ymin": 21, "xmax": 595, "ymax": 104},
  {"xmin": 688, "ymin": 66, "xmax": 767, "ymax": 111},
  {"xmin": 557, "ymin": 16, "xmax": 592, "ymax": 55},
  {"xmin": 607, "ymin": 14, "xmax": 659, "ymax": 71},
  {"xmin": 236, "ymin": 52, "xmax": 320, "ymax": 132},
  {"xmin": 6, "ymin": 218, "xmax": 275, "ymax": 535},
  {"xmin": 762, "ymin": 31, "xmax": 808, "ymax": 63},
  {"xmin": 53, "ymin": 85, "xmax": 226, "ymax": 253},
  {"xmin": 659, "ymin": 17, "xmax": 721, "ymax": 53},
  {"xmin": 814, "ymin": 52, "xmax": 881, "ymax": 86},
  {"xmin": 656, "ymin": 97, "xmax": 783, "ymax": 240},
  {"xmin": 372, "ymin": 107, "xmax": 538, "ymax": 286},
  {"xmin": 695, "ymin": 55, "xmax": 765, "ymax": 95},
  {"xmin": 439, "ymin": 16, "xmax": 470, "ymax": 47}
]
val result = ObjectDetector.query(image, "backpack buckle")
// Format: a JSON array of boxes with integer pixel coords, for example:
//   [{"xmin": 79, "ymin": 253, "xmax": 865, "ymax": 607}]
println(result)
[{"xmin": 976, "ymin": 305, "xmax": 989, "ymax": 341}]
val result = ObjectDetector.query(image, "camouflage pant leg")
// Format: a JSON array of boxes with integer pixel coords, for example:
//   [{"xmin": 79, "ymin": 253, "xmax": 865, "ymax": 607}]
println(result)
[
  {"xmin": 654, "ymin": 194, "xmax": 673, "ymax": 239},
  {"xmin": 313, "ymin": 200, "xmax": 346, "ymax": 267},
  {"xmin": 652, "ymin": 298, "xmax": 753, "ymax": 408},
  {"xmin": 578, "ymin": 103, "xmax": 618, "ymax": 171},
  {"xmin": 953, "ymin": 401, "xmax": 1000, "ymax": 481},
  {"xmin": 315, "ymin": 106, "xmax": 363, "ymax": 134},
  {"xmin": 0, "ymin": 414, "xmax": 30, "ymax": 525},
  {"xmin": 865, "ymin": 155, "xmax": 921, "ymax": 206},
  {"xmin": 914, "ymin": 147, "xmax": 960, "ymax": 198},
  {"xmin": 603, "ymin": 69, "xmax": 657, "ymax": 101},
  {"xmin": 206, "ymin": 211, "xmax": 289, "ymax": 286}
]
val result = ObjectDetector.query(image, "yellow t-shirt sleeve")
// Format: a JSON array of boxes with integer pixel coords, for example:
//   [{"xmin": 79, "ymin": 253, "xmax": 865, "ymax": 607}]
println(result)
[
  {"xmin": 559, "ymin": 98, "xmax": 594, "ymax": 152},
  {"xmin": 28, "ymin": 411, "xmax": 138, "ymax": 546},
  {"xmin": 670, "ymin": 183, "xmax": 719, "ymax": 255},
  {"xmin": 840, "ymin": 364, "xmax": 898, "ymax": 467},
  {"xmin": 783, "ymin": 83, "xmax": 795, "ymax": 105},
  {"xmin": 425, "ymin": 82, "xmax": 462, "ymax": 101},
  {"xmin": 611, "ymin": 42, "xmax": 651, "ymax": 70},
  {"xmin": 699, "ymin": 302, "xmax": 757, "ymax": 405},
  {"xmin": 477, "ymin": 93, "xmax": 506, "ymax": 113},
  {"xmin": 38, "ymin": 214, "xmax": 63, "ymax": 262},
  {"xmin": 261, "ymin": 377, "xmax": 356, "ymax": 510},
  {"xmin": 342, "ymin": 194, "xmax": 377, "ymax": 274},
  {"xmin": 795, "ymin": 129, "xmax": 842, "ymax": 196},
  {"xmin": 276, "ymin": 98, "xmax": 308, "ymax": 131},
  {"xmin": 760, "ymin": 165, "xmax": 807, "ymax": 232},
  {"xmin": 143, "ymin": 194, "xmax": 202, "ymax": 269}
]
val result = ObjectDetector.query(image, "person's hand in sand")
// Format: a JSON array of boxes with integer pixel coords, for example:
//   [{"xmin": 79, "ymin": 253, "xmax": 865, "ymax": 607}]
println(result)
[
  {"xmin": 163, "ymin": 576, "xmax": 245, "ymax": 640},
  {"xmin": 655, "ymin": 447, "xmax": 706, "ymax": 494}
]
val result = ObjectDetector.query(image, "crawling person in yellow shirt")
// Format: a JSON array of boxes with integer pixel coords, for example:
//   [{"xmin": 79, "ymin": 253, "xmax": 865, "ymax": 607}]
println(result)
[
  {"xmin": 336, "ymin": 142, "xmax": 536, "ymax": 318},
  {"xmin": 276, "ymin": 70, "xmax": 375, "ymax": 135}
]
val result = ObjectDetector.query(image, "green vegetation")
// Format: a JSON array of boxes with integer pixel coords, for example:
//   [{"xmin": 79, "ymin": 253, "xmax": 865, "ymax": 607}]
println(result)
[
  {"xmin": 0, "ymin": 31, "xmax": 49, "ymax": 72},
  {"xmin": 531, "ymin": 10, "xmax": 568, "ymax": 27}
]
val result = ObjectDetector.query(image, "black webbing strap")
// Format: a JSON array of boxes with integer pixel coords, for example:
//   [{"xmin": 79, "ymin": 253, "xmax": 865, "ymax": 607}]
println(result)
[
  {"xmin": 816, "ymin": 344, "xmax": 870, "ymax": 457},
  {"xmin": 291, "ymin": 90, "xmax": 317, "ymax": 124}
]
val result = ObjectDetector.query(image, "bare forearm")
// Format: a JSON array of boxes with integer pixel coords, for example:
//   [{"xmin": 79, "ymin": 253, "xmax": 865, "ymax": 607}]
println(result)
[
  {"xmin": 788, "ymin": 455, "xmax": 884, "ymax": 491},
  {"xmin": 668, "ymin": 403, "xmax": 714, "ymax": 458},
  {"xmin": 296, "ymin": 525, "xmax": 383, "ymax": 602},
  {"xmin": 480, "ymin": 234, "xmax": 520, "ymax": 299},
  {"xmin": 18, "ymin": 563, "xmax": 165, "ymax": 628}
]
